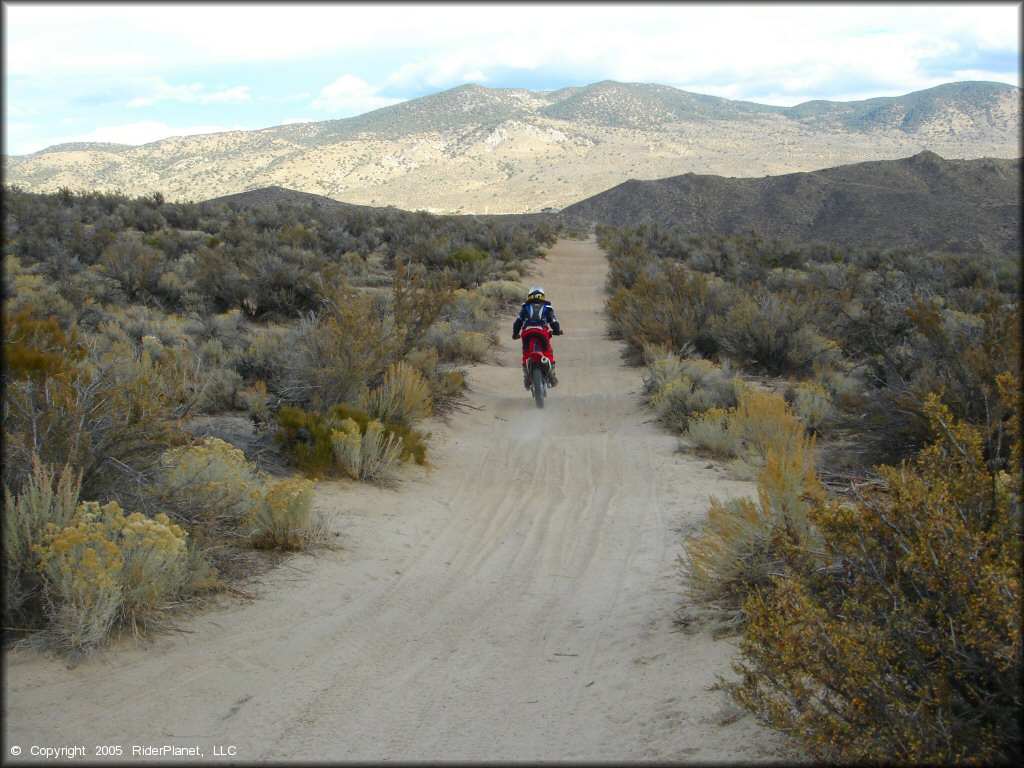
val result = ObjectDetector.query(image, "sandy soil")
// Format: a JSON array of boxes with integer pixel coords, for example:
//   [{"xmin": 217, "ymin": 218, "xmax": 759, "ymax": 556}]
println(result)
[{"xmin": 3, "ymin": 237, "xmax": 799, "ymax": 764}]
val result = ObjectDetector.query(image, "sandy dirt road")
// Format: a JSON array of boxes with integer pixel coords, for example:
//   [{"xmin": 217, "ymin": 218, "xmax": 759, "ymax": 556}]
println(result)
[{"xmin": 3, "ymin": 237, "xmax": 795, "ymax": 763}]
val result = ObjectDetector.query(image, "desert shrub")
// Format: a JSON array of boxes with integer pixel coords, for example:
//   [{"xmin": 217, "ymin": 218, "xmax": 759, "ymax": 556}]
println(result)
[
  {"xmin": 651, "ymin": 379, "xmax": 717, "ymax": 433},
  {"xmin": 238, "ymin": 379, "xmax": 272, "ymax": 429},
  {"xmin": 275, "ymin": 403, "xmax": 426, "ymax": 478},
  {"xmin": 476, "ymin": 279, "xmax": 526, "ymax": 309},
  {"xmin": 682, "ymin": 414, "xmax": 824, "ymax": 616},
  {"xmin": 152, "ymin": 437, "xmax": 264, "ymax": 528},
  {"xmin": 248, "ymin": 478, "xmax": 319, "ymax": 551},
  {"xmin": 190, "ymin": 339, "xmax": 244, "ymax": 413},
  {"xmin": 357, "ymin": 360, "xmax": 432, "ymax": 429},
  {"xmin": 4, "ymin": 256, "xmax": 78, "ymax": 328},
  {"xmin": 641, "ymin": 345, "xmax": 688, "ymax": 397},
  {"xmin": 710, "ymin": 291, "xmax": 836, "ymax": 376},
  {"xmin": 686, "ymin": 408, "xmax": 741, "ymax": 458},
  {"xmin": 425, "ymin": 322, "xmax": 493, "ymax": 362},
  {"xmin": 643, "ymin": 349, "xmax": 742, "ymax": 433},
  {"xmin": 273, "ymin": 292, "xmax": 397, "ymax": 410},
  {"xmin": 107, "ymin": 304, "xmax": 190, "ymax": 349},
  {"xmin": 98, "ymin": 234, "xmax": 165, "ymax": 302},
  {"xmin": 187, "ymin": 308, "xmax": 248, "ymax": 352},
  {"xmin": 441, "ymin": 288, "xmax": 500, "ymax": 336},
  {"xmin": 790, "ymin": 382, "xmax": 834, "ymax": 435},
  {"xmin": 2, "ymin": 455, "xmax": 82, "ymax": 625},
  {"xmin": 330, "ymin": 418, "xmax": 405, "ymax": 485},
  {"xmin": 236, "ymin": 325, "xmax": 289, "ymax": 384},
  {"xmin": 403, "ymin": 346, "xmax": 468, "ymax": 413},
  {"xmin": 450, "ymin": 330, "xmax": 492, "ymax": 361},
  {"xmin": 729, "ymin": 389, "xmax": 808, "ymax": 467},
  {"xmin": 445, "ymin": 247, "xmax": 495, "ymax": 288},
  {"xmin": 111, "ymin": 510, "xmax": 196, "ymax": 635},
  {"xmin": 3, "ymin": 313, "xmax": 188, "ymax": 499},
  {"xmin": 607, "ymin": 265, "xmax": 721, "ymax": 361},
  {"xmin": 731, "ymin": 393, "xmax": 1021, "ymax": 765},
  {"xmin": 34, "ymin": 501, "xmax": 197, "ymax": 656}
]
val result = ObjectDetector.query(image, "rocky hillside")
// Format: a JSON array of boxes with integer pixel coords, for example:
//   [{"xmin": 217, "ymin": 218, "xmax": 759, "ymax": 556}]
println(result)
[
  {"xmin": 4, "ymin": 81, "xmax": 1019, "ymax": 215},
  {"xmin": 562, "ymin": 151, "xmax": 1021, "ymax": 259}
]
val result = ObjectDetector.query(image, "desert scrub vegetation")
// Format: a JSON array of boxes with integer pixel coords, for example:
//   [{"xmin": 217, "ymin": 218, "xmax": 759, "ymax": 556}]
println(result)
[
  {"xmin": 151, "ymin": 437, "xmax": 264, "ymax": 529},
  {"xmin": 601, "ymin": 221, "xmax": 1022, "ymax": 763},
  {"xmin": 274, "ymin": 403, "xmax": 426, "ymax": 483},
  {"xmin": 682, "ymin": 407, "xmax": 824, "ymax": 622},
  {"xmin": 599, "ymin": 222, "xmax": 1020, "ymax": 468},
  {"xmin": 731, "ymin": 391, "xmax": 1021, "ymax": 764},
  {"xmin": 33, "ymin": 500, "xmax": 206, "ymax": 657},
  {"xmin": 248, "ymin": 478, "xmax": 323, "ymax": 551},
  {"xmin": 3, "ymin": 185, "xmax": 562, "ymax": 653},
  {"xmin": 642, "ymin": 347, "xmax": 742, "ymax": 433},
  {"xmin": 2, "ymin": 456, "xmax": 82, "ymax": 627}
]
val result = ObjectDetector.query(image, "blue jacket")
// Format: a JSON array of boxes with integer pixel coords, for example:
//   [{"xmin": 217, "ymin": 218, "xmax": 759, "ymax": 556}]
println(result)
[{"xmin": 513, "ymin": 299, "xmax": 561, "ymax": 337}]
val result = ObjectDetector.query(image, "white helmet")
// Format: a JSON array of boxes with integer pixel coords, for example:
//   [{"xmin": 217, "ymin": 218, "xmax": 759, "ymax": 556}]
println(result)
[{"xmin": 527, "ymin": 286, "xmax": 545, "ymax": 301}]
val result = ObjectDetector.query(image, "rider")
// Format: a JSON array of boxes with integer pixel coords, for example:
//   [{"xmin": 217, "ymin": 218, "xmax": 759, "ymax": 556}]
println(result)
[{"xmin": 512, "ymin": 286, "xmax": 563, "ymax": 387}]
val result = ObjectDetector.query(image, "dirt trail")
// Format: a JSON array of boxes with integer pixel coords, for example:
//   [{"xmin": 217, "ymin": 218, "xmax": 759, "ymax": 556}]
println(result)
[{"xmin": 3, "ymin": 237, "xmax": 794, "ymax": 763}]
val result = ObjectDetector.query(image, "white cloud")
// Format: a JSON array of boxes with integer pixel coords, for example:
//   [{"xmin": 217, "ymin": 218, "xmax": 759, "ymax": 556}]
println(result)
[
  {"xmin": 312, "ymin": 74, "xmax": 404, "ymax": 115},
  {"xmin": 122, "ymin": 79, "xmax": 250, "ymax": 108}
]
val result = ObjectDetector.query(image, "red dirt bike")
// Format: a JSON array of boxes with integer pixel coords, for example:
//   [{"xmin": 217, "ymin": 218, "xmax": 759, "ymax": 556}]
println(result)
[{"xmin": 520, "ymin": 326, "xmax": 557, "ymax": 408}]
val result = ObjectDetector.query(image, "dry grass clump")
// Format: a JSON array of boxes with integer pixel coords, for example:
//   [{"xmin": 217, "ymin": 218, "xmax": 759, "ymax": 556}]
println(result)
[
  {"xmin": 248, "ymin": 478, "xmax": 325, "ymax": 551},
  {"xmin": 358, "ymin": 361, "xmax": 432, "ymax": 429},
  {"xmin": 2, "ymin": 456, "xmax": 82, "ymax": 624},
  {"xmin": 682, "ymin": 414, "xmax": 823, "ymax": 617},
  {"xmin": 330, "ymin": 418, "xmax": 405, "ymax": 485}
]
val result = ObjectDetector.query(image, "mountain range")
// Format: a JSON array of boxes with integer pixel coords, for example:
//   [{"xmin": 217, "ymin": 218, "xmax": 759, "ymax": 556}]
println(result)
[
  {"xmin": 562, "ymin": 151, "xmax": 1021, "ymax": 259},
  {"xmin": 4, "ymin": 80, "xmax": 1020, "ymax": 215}
]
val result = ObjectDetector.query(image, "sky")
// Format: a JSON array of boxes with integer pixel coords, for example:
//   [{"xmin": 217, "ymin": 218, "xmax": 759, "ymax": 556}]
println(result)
[{"xmin": 3, "ymin": 1, "xmax": 1021, "ymax": 156}]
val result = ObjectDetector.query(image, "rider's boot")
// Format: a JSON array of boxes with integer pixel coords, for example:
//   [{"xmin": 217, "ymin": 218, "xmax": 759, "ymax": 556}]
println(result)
[
  {"xmin": 522, "ymin": 364, "xmax": 530, "ymax": 390},
  {"xmin": 548, "ymin": 365, "xmax": 558, "ymax": 388}
]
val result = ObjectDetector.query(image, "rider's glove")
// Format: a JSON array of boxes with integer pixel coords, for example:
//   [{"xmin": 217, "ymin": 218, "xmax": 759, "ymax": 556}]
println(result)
[
  {"xmin": 554, "ymin": 329, "xmax": 564, "ymax": 336},
  {"xmin": 512, "ymin": 333, "xmax": 520, "ymax": 340}
]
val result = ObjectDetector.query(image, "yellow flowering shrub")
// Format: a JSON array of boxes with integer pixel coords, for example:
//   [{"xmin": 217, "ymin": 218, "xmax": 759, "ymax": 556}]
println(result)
[
  {"xmin": 730, "ymin": 389, "xmax": 804, "ymax": 465},
  {"xmin": 731, "ymin": 393, "xmax": 1022, "ymax": 764},
  {"xmin": 35, "ymin": 500, "xmax": 196, "ymax": 654},
  {"xmin": 248, "ymin": 478, "xmax": 316, "ymax": 551},
  {"xmin": 116, "ymin": 511, "xmax": 191, "ymax": 631},
  {"xmin": 154, "ymin": 437, "xmax": 264, "ymax": 525}
]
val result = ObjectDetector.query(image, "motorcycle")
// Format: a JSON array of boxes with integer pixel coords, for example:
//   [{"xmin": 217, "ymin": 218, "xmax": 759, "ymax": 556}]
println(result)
[{"xmin": 520, "ymin": 326, "xmax": 556, "ymax": 408}]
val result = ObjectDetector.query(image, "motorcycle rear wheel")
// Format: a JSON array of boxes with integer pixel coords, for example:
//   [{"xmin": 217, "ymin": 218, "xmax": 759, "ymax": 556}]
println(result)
[{"xmin": 531, "ymin": 367, "xmax": 545, "ymax": 408}]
